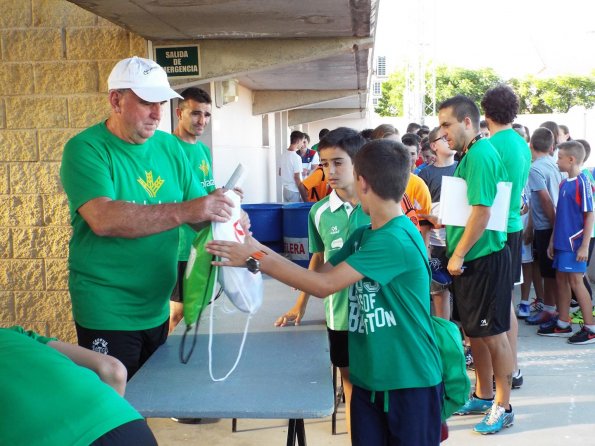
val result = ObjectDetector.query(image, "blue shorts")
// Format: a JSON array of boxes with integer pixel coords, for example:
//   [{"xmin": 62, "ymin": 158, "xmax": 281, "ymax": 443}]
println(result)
[
  {"xmin": 350, "ymin": 383, "xmax": 442, "ymax": 446},
  {"xmin": 553, "ymin": 250, "xmax": 587, "ymax": 273}
]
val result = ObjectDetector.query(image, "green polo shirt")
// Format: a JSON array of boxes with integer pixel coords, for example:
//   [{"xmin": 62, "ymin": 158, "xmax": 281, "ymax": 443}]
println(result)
[
  {"xmin": 490, "ymin": 128, "xmax": 531, "ymax": 233},
  {"xmin": 330, "ymin": 216, "xmax": 442, "ymax": 391},
  {"xmin": 446, "ymin": 138, "xmax": 508, "ymax": 261},
  {"xmin": 309, "ymin": 191, "xmax": 370, "ymax": 330}
]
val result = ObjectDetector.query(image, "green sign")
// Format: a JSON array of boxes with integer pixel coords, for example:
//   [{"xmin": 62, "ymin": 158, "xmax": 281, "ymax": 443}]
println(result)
[{"xmin": 154, "ymin": 45, "xmax": 200, "ymax": 78}]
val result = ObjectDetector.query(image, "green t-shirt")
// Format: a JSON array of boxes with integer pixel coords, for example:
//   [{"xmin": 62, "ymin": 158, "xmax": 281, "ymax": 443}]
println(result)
[
  {"xmin": 446, "ymin": 138, "xmax": 508, "ymax": 261},
  {"xmin": 489, "ymin": 129, "xmax": 531, "ymax": 233},
  {"xmin": 0, "ymin": 326, "xmax": 142, "ymax": 446},
  {"xmin": 329, "ymin": 216, "xmax": 442, "ymax": 391},
  {"xmin": 176, "ymin": 138, "xmax": 217, "ymax": 261},
  {"xmin": 60, "ymin": 122, "xmax": 206, "ymax": 330},
  {"xmin": 308, "ymin": 191, "xmax": 370, "ymax": 330}
]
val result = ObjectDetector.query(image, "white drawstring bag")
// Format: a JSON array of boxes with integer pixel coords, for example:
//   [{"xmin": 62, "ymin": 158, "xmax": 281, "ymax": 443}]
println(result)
[{"xmin": 208, "ymin": 189, "xmax": 263, "ymax": 381}]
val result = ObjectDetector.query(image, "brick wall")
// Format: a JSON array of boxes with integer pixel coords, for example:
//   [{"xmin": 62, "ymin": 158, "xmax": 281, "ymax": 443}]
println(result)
[{"xmin": 0, "ymin": 0, "xmax": 148, "ymax": 341}]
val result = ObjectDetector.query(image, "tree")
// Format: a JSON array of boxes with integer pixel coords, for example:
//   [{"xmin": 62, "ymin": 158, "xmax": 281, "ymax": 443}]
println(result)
[
  {"xmin": 374, "ymin": 71, "xmax": 404, "ymax": 116},
  {"xmin": 375, "ymin": 66, "xmax": 595, "ymax": 116},
  {"xmin": 375, "ymin": 65, "xmax": 503, "ymax": 117},
  {"xmin": 511, "ymin": 75, "xmax": 595, "ymax": 113}
]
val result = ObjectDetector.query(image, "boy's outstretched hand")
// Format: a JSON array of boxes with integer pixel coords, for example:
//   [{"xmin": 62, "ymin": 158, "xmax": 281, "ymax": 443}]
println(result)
[{"xmin": 206, "ymin": 239, "xmax": 257, "ymax": 267}]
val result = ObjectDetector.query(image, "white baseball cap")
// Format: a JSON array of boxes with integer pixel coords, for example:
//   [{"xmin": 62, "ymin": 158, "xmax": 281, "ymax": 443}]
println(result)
[{"xmin": 108, "ymin": 56, "xmax": 183, "ymax": 102}]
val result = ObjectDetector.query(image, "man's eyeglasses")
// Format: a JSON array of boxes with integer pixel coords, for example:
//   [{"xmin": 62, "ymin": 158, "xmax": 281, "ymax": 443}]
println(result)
[{"xmin": 432, "ymin": 135, "xmax": 447, "ymax": 143}]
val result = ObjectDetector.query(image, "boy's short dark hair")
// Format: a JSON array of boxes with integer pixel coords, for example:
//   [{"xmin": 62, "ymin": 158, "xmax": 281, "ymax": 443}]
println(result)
[
  {"xmin": 290, "ymin": 130, "xmax": 304, "ymax": 144},
  {"xmin": 531, "ymin": 127, "xmax": 554, "ymax": 153},
  {"xmin": 438, "ymin": 95, "xmax": 480, "ymax": 131},
  {"xmin": 354, "ymin": 139, "xmax": 410, "ymax": 202},
  {"xmin": 575, "ymin": 139, "xmax": 591, "ymax": 161},
  {"xmin": 318, "ymin": 128, "xmax": 330, "ymax": 139},
  {"xmin": 481, "ymin": 84, "xmax": 519, "ymax": 125},
  {"xmin": 401, "ymin": 132, "xmax": 422, "ymax": 148},
  {"xmin": 178, "ymin": 87, "xmax": 212, "ymax": 106},
  {"xmin": 559, "ymin": 141, "xmax": 586, "ymax": 164},
  {"xmin": 360, "ymin": 128, "xmax": 374, "ymax": 141},
  {"xmin": 318, "ymin": 127, "xmax": 367, "ymax": 160}
]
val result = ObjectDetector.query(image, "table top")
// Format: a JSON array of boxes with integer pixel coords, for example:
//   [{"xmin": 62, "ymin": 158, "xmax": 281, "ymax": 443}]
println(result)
[{"xmin": 125, "ymin": 278, "xmax": 335, "ymax": 420}]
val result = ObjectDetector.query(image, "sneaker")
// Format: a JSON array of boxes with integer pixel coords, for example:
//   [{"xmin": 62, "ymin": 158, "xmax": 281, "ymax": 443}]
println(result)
[
  {"xmin": 568, "ymin": 326, "xmax": 595, "ymax": 345},
  {"xmin": 464, "ymin": 345, "xmax": 474, "ymax": 370},
  {"xmin": 517, "ymin": 303, "xmax": 530, "ymax": 319},
  {"xmin": 171, "ymin": 418, "xmax": 202, "ymax": 424},
  {"xmin": 537, "ymin": 322, "xmax": 572, "ymax": 337},
  {"xmin": 473, "ymin": 404, "xmax": 514, "ymax": 435},
  {"xmin": 530, "ymin": 297, "xmax": 543, "ymax": 314},
  {"xmin": 538, "ymin": 315, "xmax": 558, "ymax": 330},
  {"xmin": 569, "ymin": 299, "xmax": 580, "ymax": 314},
  {"xmin": 430, "ymin": 257, "xmax": 452, "ymax": 293},
  {"xmin": 512, "ymin": 370, "xmax": 523, "ymax": 389},
  {"xmin": 571, "ymin": 310, "xmax": 584, "ymax": 324},
  {"xmin": 526, "ymin": 310, "xmax": 556, "ymax": 325},
  {"xmin": 454, "ymin": 395, "xmax": 493, "ymax": 415},
  {"xmin": 571, "ymin": 307, "xmax": 595, "ymax": 324}
]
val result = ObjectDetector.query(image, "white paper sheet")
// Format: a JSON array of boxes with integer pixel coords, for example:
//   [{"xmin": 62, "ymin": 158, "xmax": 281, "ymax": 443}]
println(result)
[{"xmin": 439, "ymin": 176, "xmax": 512, "ymax": 232}]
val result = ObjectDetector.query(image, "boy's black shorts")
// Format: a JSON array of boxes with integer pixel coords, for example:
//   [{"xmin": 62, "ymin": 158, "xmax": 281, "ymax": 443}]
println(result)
[
  {"xmin": 91, "ymin": 419, "xmax": 157, "ymax": 446},
  {"xmin": 534, "ymin": 228, "xmax": 556, "ymax": 279},
  {"xmin": 76, "ymin": 319, "xmax": 168, "ymax": 379},
  {"xmin": 327, "ymin": 328, "xmax": 349, "ymax": 368},
  {"xmin": 451, "ymin": 247, "xmax": 512, "ymax": 338}
]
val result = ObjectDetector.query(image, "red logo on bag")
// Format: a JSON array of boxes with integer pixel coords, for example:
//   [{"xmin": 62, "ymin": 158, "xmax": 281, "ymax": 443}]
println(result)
[{"xmin": 233, "ymin": 220, "xmax": 244, "ymax": 242}]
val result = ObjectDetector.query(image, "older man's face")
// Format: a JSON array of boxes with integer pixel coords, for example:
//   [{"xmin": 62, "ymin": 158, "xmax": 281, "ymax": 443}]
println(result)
[{"xmin": 113, "ymin": 89, "xmax": 165, "ymax": 144}]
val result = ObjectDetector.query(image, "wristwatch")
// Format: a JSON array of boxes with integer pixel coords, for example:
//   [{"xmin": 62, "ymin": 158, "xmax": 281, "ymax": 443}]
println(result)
[{"xmin": 245, "ymin": 250, "xmax": 266, "ymax": 274}]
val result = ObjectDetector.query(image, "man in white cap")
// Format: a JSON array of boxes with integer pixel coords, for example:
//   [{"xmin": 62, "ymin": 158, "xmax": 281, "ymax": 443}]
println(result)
[{"xmin": 60, "ymin": 56, "xmax": 234, "ymax": 377}]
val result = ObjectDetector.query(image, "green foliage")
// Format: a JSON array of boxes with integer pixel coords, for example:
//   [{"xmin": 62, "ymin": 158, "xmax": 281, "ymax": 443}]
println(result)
[{"xmin": 375, "ymin": 65, "xmax": 595, "ymax": 116}]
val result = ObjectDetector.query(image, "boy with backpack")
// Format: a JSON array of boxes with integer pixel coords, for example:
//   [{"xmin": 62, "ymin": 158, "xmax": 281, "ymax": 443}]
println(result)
[{"xmin": 208, "ymin": 139, "xmax": 446, "ymax": 445}]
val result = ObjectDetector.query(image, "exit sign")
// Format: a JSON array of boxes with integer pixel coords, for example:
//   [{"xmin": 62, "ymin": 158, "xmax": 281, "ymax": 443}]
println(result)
[{"xmin": 154, "ymin": 45, "xmax": 200, "ymax": 78}]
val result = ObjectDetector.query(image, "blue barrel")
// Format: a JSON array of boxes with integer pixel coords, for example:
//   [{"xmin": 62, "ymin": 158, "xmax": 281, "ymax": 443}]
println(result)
[
  {"xmin": 282, "ymin": 202, "xmax": 315, "ymax": 267},
  {"xmin": 241, "ymin": 203, "xmax": 284, "ymax": 252}
]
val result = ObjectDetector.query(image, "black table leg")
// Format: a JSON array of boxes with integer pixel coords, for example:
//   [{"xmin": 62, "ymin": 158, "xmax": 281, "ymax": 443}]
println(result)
[{"xmin": 286, "ymin": 419, "xmax": 307, "ymax": 446}]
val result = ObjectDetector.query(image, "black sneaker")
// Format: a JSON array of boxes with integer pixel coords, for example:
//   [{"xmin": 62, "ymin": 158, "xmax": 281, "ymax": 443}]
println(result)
[
  {"xmin": 568, "ymin": 326, "xmax": 595, "ymax": 345},
  {"xmin": 512, "ymin": 370, "xmax": 523, "ymax": 389}
]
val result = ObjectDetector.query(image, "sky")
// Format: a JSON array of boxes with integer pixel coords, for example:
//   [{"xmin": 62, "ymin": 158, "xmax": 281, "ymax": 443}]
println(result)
[{"xmin": 375, "ymin": 0, "xmax": 595, "ymax": 79}]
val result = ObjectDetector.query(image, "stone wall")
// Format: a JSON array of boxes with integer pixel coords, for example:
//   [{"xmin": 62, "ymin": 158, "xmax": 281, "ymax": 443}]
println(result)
[{"xmin": 0, "ymin": 0, "xmax": 147, "ymax": 341}]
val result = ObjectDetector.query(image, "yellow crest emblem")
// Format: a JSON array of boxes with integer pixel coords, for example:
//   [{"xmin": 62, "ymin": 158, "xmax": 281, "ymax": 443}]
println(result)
[
  {"xmin": 137, "ymin": 171, "xmax": 164, "ymax": 198},
  {"xmin": 199, "ymin": 160, "xmax": 210, "ymax": 176}
]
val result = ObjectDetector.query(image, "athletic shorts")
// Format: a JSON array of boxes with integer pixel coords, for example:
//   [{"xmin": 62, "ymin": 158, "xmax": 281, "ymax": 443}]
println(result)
[
  {"xmin": 170, "ymin": 261, "xmax": 187, "ymax": 303},
  {"xmin": 350, "ymin": 383, "xmax": 442, "ymax": 446},
  {"xmin": 507, "ymin": 230, "xmax": 523, "ymax": 286},
  {"xmin": 553, "ymin": 250, "xmax": 587, "ymax": 273},
  {"xmin": 327, "ymin": 328, "xmax": 349, "ymax": 368},
  {"xmin": 76, "ymin": 318, "xmax": 169, "ymax": 379},
  {"xmin": 534, "ymin": 228, "xmax": 556, "ymax": 279},
  {"xmin": 451, "ymin": 247, "xmax": 512, "ymax": 338},
  {"xmin": 91, "ymin": 419, "xmax": 157, "ymax": 446},
  {"xmin": 521, "ymin": 239, "xmax": 534, "ymax": 264}
]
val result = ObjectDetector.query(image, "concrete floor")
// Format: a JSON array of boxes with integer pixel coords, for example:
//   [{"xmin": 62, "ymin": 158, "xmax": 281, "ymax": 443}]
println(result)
[{"xmin": 146, "ymin": 279, "xmax": 595, "ymax": 445}]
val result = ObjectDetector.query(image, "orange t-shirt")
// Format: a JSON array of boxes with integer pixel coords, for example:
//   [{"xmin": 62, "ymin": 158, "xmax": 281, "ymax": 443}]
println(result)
[{"xmin": 302, "ymin": 167, "xmax": 330, "ymax": 202}]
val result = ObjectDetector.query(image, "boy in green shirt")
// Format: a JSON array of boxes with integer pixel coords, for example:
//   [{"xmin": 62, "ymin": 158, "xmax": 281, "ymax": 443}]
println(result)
[
  {"xmin": 1, "ymin": 326, "xmax": 156, "ymax": 446},
  {"xmin": 274, "ymin": 127, "xmax": 369, "ymax": 435},
  {"xmin": 207, "ymin": 139, "xmax": 443, "ymax": 445}
]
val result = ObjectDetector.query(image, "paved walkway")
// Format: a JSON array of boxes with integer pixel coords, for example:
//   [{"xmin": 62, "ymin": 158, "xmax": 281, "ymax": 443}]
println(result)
[{"xmin": 147, "ymin": 279, "xmax": 595, "ymax": 445}]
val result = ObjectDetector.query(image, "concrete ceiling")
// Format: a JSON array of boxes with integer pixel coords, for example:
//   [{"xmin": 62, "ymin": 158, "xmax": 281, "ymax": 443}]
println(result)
[{"xmin": 67, "ymin": 0, "xmax": 379, "ymax": 120}]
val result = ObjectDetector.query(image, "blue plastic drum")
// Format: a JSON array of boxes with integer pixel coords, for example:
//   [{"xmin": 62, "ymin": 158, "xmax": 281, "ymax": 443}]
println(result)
[
  {"xmin": 282, "ymin": 202, "xmax": 315, "ymax": 267},
  {"xmin": 241, "ymin": 203, "xmax": 284, "ymax": 252}
]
